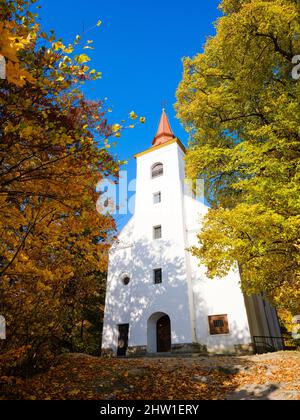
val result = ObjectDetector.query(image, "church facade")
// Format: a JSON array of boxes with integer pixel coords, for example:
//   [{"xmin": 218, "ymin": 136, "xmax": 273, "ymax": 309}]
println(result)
[{"xmin": 102, "ymin": 110, "xmax": 281, "ymax": 357}]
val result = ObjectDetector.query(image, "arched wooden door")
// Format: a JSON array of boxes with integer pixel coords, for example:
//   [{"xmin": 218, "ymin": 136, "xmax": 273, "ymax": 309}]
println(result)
[{"xmin": 156, "ymin": 315, "xmax": 171, "ymax": 352}]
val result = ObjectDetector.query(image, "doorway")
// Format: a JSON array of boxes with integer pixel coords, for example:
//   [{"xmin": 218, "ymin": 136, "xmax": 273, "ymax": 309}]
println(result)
[
  {"xmin": 156, "ymin": 315, "xmax": 171, "ymax": 352},
  {"xmin": 147, "ymin": 312, "xmax": 172, "ymax": 353},
  {"xmin": 117, "ymin": 324, "xmax": 129, "ymax": 357}
]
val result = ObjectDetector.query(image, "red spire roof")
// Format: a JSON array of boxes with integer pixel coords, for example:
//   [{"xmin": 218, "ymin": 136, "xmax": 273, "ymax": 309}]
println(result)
[{"xmin": 152, "ymin": 109, "xmax": 176, "ymax": 147}]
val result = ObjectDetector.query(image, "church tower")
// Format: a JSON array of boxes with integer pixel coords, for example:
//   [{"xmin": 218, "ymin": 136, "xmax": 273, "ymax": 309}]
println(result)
[{"xmin": 102, "ymin": 110, "xmax": 281, "ymax": 356}]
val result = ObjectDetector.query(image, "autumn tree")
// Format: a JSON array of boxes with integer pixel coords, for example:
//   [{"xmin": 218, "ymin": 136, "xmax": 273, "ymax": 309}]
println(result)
[
  {"xmin": 0, "ymin": 0, "xmax": 127, "ymax": 374},
  {"xmin": 176, "ymin": 0, "xmax": 300, "ymax": 314}
]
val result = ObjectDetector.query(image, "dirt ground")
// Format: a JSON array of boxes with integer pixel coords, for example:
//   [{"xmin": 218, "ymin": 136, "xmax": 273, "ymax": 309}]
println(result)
[{"xmin": 1, "ymin": 351, "xmax": 300, "ymax": 400}]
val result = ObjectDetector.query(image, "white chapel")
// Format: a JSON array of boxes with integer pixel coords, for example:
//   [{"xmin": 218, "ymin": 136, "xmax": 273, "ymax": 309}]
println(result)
[{"xmin": 102, "ymin": 110, "xmax": 281, "ymax": 357}]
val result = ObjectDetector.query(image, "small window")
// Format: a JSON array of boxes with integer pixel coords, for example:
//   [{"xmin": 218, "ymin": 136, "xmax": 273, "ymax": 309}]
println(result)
[
  {"xmin": 208, "ymin": 315, "xmax": 229, "ymax": 335},
  {"xmin": 153, "ymin": 225, "xmax": 162, "ymax": 240},
  {"xmin": 122, "ymin": 276, "xmax": 130, "ymax": 286},
  {"xmin": 154, "ymin": 268, "xmax": 162, "ymax": 284},
  {"xmin": 153, "ymin": 192, "xmax": 161, "ymax": 204},
  {"xmin": 152, "ymin": 163, "xmax": 163, "ymax": 179}
]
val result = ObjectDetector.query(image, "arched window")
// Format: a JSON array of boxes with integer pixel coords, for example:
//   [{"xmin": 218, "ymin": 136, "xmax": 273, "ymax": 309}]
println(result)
[{"xmin": 151, "ymin": 163, "xmax": 163, "ymax": 179}]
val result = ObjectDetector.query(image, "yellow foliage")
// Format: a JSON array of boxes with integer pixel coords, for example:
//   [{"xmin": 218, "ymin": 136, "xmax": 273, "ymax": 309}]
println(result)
[
  {"xmin": 176, "ymin": 0, "xmax": 300, "ymax": 313},
  {"xmin": 0, "ymin": 22, "xmax": 35, "ymax": 86}
]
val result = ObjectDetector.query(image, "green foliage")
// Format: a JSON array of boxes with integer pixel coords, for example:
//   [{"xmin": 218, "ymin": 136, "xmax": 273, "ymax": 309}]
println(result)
[{"xmin": 176, "ymin": 0, "xmax": 300, "ymax": 313}]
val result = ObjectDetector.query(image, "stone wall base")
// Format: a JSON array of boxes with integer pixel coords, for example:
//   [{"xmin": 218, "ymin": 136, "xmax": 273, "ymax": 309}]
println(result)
[
  {"xmin": 171, "ymin": 343, "xmax": 207, "ymax": 354},
  {"xmin": 208, "ymin": 344, "xmax": 254, "ymax": 356},
  {"xmin": 101, "ymin": 348, "xmax": 114, "ymax": 358},
  {"xmin": 102, "ymin": 343, "xmax": 254, "ymax": 358},
  {"xmin": 234, "ymin": 343, "xmax": 254, "ymax": 356},
  {"xmin": 126, "ymin": 343, "xmax": 208, "ymax": 357},
  {"xmin": 127, "ymin": 346, "xmax": 148, "ymax": 357}
]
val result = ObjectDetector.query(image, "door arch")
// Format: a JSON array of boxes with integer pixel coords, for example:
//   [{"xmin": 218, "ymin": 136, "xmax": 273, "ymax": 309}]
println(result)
[{"xmin": 147, "ymin": 312, "xmax": 171, "ymax": 353}]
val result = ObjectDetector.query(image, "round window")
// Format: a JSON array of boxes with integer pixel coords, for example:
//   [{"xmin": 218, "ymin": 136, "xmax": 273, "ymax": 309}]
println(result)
[{"xmin": 122, "ymin": 276, "xmax": 130, "ymax": 286}]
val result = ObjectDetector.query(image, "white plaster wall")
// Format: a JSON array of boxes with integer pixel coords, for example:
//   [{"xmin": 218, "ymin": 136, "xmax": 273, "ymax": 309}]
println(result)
[
  {"xmin": 102, "ymin": 218, "xmax": 135, "ymax": 352},
  {"xmin": 184, "ymin": 195, "xmax": 252, "ymax": 353},
  {"xmin": 102, "ymin": 141, "xmax": 252, "ymax": 354},
  {"xmin": 102, "ymin": 142, "xmax": 194, "ymax": 353}
]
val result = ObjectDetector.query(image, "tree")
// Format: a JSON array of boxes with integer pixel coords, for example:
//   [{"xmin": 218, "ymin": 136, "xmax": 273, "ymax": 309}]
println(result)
[
  {"xmin": 176, "ymin": 0, "xmax": 300, "ymax": 313},
  {"xmin": 0, "ymin": 0, "xmax": 35, "ymax": 86},
  {"xmin": 0, "ymin": 0, "xmax": 125, "ymax": 374},
  {"xmin": 59, "ymin": 271, "xmax": 107, "ymax": 355}
]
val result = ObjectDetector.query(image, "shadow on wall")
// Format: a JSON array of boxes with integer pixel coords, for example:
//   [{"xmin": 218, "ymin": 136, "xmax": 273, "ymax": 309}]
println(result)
[
  {"xmin": 201, "ymin": 319, "xmax": 253, "ymax": 354},
  {"xmin": 103, "ymin": 228, "xmax": 253, "ymax": 355},
  {"xmin": 103, "ymin": 231, "xmax": 195, "ymax": 352},
  {"xmin": 191, "ymin": 261, "xmax": 253, "ymax": 352}
]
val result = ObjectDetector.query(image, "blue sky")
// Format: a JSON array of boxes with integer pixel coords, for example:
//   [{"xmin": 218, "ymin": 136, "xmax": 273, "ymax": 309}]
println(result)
[{"xmin": 37, "ymin": 0, "xmax": 221, "ymax": 228}]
